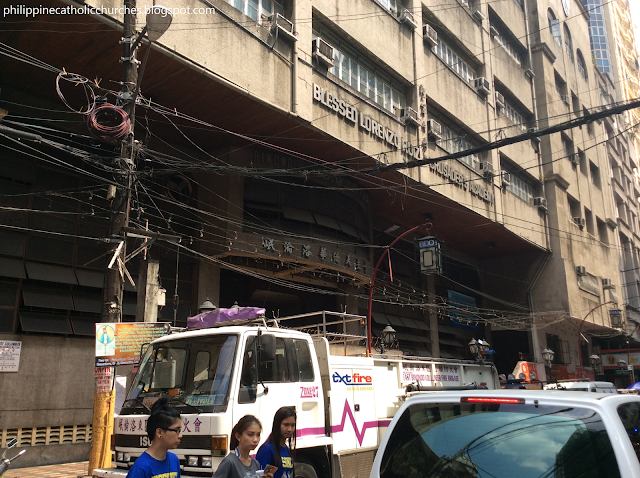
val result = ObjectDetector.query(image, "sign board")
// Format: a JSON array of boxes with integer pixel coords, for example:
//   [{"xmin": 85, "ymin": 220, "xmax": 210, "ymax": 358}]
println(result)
[
  {"xmin": 578, "ymin": 273, "xmax": 600, "ymax": 296},
  {"xmin": 96, "ymin": 322, "xmax": 168, "ymax": 367},
  {"xmin": 448, "ymin": 290, "xmax": 478, "ymax": 328},
  {"xmin": 602, "ymin": 352, "xmax": 640, "ymax": 368},
  {"xmin": 0, "ymin": 341, "xmax": 22, "ymax": 372},
  {"xmin": 629, "ymin": 365, "xmax": 634, "ymax": 371},
  {"xmin": 95, "ymin": 366, "xmax": 114, "ymax": 392}
]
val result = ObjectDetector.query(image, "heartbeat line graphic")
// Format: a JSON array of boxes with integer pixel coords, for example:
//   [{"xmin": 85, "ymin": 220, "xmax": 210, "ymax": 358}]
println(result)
[{"xmin": 296, "ymin": 399, "xmax": 391, "ymax": 446}]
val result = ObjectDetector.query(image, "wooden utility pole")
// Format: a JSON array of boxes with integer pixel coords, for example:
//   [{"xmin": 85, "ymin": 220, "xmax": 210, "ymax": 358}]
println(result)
[{"xmin": 88, "ymin": 1, "xmax": 138, "ymax": 474}]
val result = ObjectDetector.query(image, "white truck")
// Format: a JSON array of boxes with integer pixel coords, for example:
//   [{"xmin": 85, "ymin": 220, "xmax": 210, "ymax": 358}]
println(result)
[{"xmin": 93, "ymin": 312, "xmax": 499, "ymax": 478}]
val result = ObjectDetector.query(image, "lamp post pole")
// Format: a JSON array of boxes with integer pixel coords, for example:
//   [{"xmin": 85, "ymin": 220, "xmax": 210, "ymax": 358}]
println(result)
[
  {"xmin": 367, "ymin": 225, "xmax": 425, "ymax": 355},
  {"xmin": 627, "ymin": 323, "xmax": 640, "ymax": 385},
  {"xmin": 578, "ymin": 301, "xmax": 614, "ymax": 378}
]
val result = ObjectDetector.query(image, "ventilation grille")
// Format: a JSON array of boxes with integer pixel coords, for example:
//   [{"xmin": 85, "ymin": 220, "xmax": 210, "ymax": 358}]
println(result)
[{"xmin": 1, "ymin": 425, "xmax": 92, "ymax": 447}]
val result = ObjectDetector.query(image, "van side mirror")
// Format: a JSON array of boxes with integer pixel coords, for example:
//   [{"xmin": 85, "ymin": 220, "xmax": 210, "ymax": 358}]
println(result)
[{"xmin": 259, "ymin": 334, "xmax": 276, "ymax": 362}]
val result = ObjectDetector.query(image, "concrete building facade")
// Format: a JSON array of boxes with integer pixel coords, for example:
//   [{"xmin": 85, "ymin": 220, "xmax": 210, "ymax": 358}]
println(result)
[{"xmin": 0, "ymin": 0, "xmax": 637, "ymax": 464}]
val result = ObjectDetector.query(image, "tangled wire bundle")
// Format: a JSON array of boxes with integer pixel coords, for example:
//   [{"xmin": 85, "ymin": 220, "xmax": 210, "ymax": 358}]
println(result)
[{"xmin": 86, "ymin": 103, "xmax": 131, "ymax": 140}]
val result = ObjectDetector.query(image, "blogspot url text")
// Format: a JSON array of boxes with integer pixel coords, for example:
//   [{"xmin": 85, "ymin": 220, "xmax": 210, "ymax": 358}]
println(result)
[{"xmin": 3, "ymin": 5, "xmax": 215, "ymax": 18}]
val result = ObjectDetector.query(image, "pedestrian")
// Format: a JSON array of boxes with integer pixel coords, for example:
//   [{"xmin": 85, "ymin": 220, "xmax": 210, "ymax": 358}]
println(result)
[
  {"xmin": 126, "ymin": 397, "xmax": 182, "ymax": 478},
  {"xmin": 213, "ymin": 415, "xmax": 273, "ymax": 478},
  {"xmin": 256, "ymin": 407, "xmax": 296, "ymax": 478}
]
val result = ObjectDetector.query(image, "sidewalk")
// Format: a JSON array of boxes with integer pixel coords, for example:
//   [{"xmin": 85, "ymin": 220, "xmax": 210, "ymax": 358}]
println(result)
[{"xmin": 4, "ymin": 462, "xmax": 89, "ymax": 478}]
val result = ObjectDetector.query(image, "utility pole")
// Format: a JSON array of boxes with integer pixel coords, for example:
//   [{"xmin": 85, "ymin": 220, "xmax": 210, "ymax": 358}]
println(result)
[{"xmin": 88, "ymin": 1, "xmax": 137, "ymax": 474}]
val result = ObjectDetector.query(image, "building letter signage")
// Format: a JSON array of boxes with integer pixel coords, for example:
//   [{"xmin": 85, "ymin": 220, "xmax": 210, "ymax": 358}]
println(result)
[
  {"xmin": 429, "ymin": 162, "xmax": 494, "ymax": 205},
  {"xmin": 313, "ymin": 83, "xmax": 421, "ymax": 161}
]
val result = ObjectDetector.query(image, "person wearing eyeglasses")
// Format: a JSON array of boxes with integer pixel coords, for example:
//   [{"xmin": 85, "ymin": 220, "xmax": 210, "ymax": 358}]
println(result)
[{"xmin": 126, "ymin": 397, "xmax": 182, "ymax": 478}]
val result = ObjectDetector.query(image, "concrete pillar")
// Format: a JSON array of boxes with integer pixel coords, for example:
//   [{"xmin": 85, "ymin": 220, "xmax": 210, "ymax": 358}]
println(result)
[
  {"xmin": 427, "ymin": 274, "xmax": 440, "ymax": 358},
  {"xmin": 198, "ymin": 260, "xmax": 221, "ymax": 307},
  {"xmin": 136, "ymin": 259, "xmax": 159, "ymax": 322}
]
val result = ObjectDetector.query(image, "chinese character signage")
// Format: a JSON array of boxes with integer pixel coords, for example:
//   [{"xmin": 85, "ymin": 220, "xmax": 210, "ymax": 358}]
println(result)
[
  {"xmin": 0, "ymin": 341, "xmax": 21, "ymax": 372},
  {"xmin": 95, "ymin": 322, "xmax": 168, "ymax": 367}
]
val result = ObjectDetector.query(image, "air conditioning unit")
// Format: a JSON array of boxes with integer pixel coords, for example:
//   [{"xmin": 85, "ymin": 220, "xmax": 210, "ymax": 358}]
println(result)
[
  {"xmin": 495, "ymin": 92, "xmax": 505, "ymax": 109},
  {"xmin": 312, "ymin": 37, "xmax": 334, "ymax": 68},
  {"xmin": 490, "ymin": 25, "xmax": 499, "ymax": 38},
  {"xmin": 576, "ymin": 265, "xmax": 587, "ymax": 276},
  {"xmin": 501, "ymin": 170, "xmax": 511, "ymax": 187},
  {"xmin": 473, "ymin": 9, "xmax": 485, "ymax": 22},
  {"xmin": 401, "ymin": 107, "xmax": 421, "ymax": 126},
  {"xmin": 561, "ymin": 94, "xmax": 570, "ymax": 105},
  {"xmin": 602, "ymin": 278, "xmax": 614, "ymax": 289},
  {"xmin": 398, "ymin": 8, "xmax": 418, "ymax": 29},
  {"xmin": 479, "ymin": 160, "xmax": 494, "ymax": 179},
  {"xmin": 459, "ymin": 0, "xmax": 469, "ymax": 6},
  {"xmin": 427, "ymin": 119, "xmax": 442, "ymax": 140},
  {"xmin": 423, "ymin": 24, "xmax": 438, "ymax": 48},
  {"xmin": 533, "ymin": 196, "xmax": 548, "ymax": 211},
  {"xmin": 574, "ymin": 217, "xmax": 586, "ymax": 229},
  {"xmin": 474, "ymin": 77, "xmax": 491, "ymax": 96},
  {"xmin": 569, "ymin": 153, "xmax": 579, "ymax": 165},
  {"xmin": 269, "ymin": 13, "xmax": 297, "ymax": 42}
]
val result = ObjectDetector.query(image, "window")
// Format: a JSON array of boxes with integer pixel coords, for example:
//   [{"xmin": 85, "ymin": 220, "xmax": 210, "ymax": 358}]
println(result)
[
  {"xmin": 577, "ymin": 50, "xmax": 588, "ymax": 80},
  {"xmin": 380, "ymin": 402, "xmax": 622, "ymax": 478},
  {"xmin": 502, "ymin": 161, "xmax": 536, "ymax": 202},
  {"xmin": 590, "ymin": 161, "xmax": 601, "ymax": 188},
  {"xmin": 429, "ymin": 114, "xmax": 480, "ymax": 169},
  {"xmin": 585, "ymin": 208, "xmax": 595, "ymax": 235},
  {"xmin": 435, "ymin": 37, "xmax": 477, "ymax": 84},
  {"xmin": 228, "ymin": 0, "xmax": 284, "ymax": 22},
  {"xmin": 568, "ymin": 195, "xmax": 581, "ymax": 220},
  {"xmin": 585, "ymin": 107, "xmax": 595, "ymax": 136},
  {"xmin": 556, "ymin": 74, "xmax": 568, "ymax": 104},
  {"xmin": 564, "ymin": 24, "xmax": 574, "ymax": 62},
  {"xmin": 597, "ymin": 217, "xmax": 609, "ymax": 244},
  {"xmin": 293, "ymin": 339, "xmax": 315, "ymax": 381},
  {"xmin": 578, "ymin": 149, "xmax": 588, "ymax": 175},
  {"xmin": 491, "ymin": 23, "xmax": 523, "ymax": 67},
  {"xmin": 584, "ymin": 0, "xmax": 612, "ymax": 74},
  {"xmin": 546, "ymin": 334, "xmax": 565, "ymax": 364},
  {"xmin": 562, "ymin": 134, "xmax": 574, "ymax": 160},
  {"xmin": 318, "ymin": 33, "xmax": 406, "ymax": 115},
  {"xmin": 618, "ymin": 402, "xmax": 640, "ymax": 462},
  {"xmin": 374, "ymin": 0, "xmax": 400, "ymax": 15},
  {"xmin": 548, "ymin": 8, "xmax": 561, "ymax": 46},
  {"xmin": 499, "ymin": 96, "xmax": 528, "ymax": 131}
]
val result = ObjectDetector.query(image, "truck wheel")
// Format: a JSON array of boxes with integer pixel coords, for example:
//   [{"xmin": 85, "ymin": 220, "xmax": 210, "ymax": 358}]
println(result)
[{"xmin": 295, "ymin": 462, "xmax": 318, "ymax": 478}]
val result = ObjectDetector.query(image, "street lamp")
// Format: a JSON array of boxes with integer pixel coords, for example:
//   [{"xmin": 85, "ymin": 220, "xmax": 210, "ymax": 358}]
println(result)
[
  {"xmin": 198, "ymin": 299, "xmax": 217, "ymax": 314},
  {"xmin": 618, "ymin": 359, "xmax": 627, "ymax": 370},
  {"xmin": 542, "ymin": 348, "xmax": 555, "ymax": 381},
  {"xmin": 377, "ymin": 325, "xmax": 397, "ymax": 354},
  {"xmin": 590, "ymin": 354, "xmax": 601, "ymax": 377},
  {"xmin": 578, "ymin": 301, "xmax": 615, "ymax": 377}
]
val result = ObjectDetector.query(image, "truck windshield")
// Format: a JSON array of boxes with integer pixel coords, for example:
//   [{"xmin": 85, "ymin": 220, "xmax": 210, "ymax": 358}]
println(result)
[
  {"xmin": 122, "ymin": 334, "xmax": 238, "ymax": 414},
  {"xmin": 380, "ymin": 401, "xmax": 620, "ymax": 478}
]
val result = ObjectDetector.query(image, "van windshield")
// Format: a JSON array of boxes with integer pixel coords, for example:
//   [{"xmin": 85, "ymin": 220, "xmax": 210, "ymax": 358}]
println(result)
[
  {"xmin": 380, "ymin": 401, "xmax": 620, "ymax": 478},
  {"xmin": 122, "ymin": 334, "xmax": 238, "ymax": 414}
]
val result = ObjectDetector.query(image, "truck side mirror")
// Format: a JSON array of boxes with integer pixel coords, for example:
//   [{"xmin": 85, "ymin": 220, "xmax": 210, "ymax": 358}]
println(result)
[{"xmin": 259, "ymin": 334, "xmax": 276, "ymax": 362}]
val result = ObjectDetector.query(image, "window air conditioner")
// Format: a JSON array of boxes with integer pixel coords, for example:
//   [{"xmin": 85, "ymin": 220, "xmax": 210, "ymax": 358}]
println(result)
[
  {"xmin": 479, "ymin": 161, "xmax": 494, "ymax": 180},
  {"xmin": 490, "ymin": 25, "xmax": 499, "ymax": 38},
  {"xmin": 269, "ymin": 13, "xmax": 297, "ymax": 42},
  {"xmin": 533, "ymin": 197, "xmax": 548, "ymax": 211},
  {"xmin": 602, "ymin": 278, "xmax": 614, "ymax": 289},
  {"xmin": 401, "ymin": 107, "xmax": 421, "ymax": 126},
  {"xmin": 474, "ymin": 77, "xmax": 491, "ymax": 96},
  {"xmin": 574, "ymin": 217, "xmax": 586, "ymax": 229},
  {"xmin": 423, "ymin": 24, "xmax": 438, "ymax": 48},
  {"xmin": 473, "ymin": 9, "xmax": 485, "ymax": 23},
  {"xmin": 427, "ymin": 119, "xmax": 442, "ymax": 140},
  {"xmin": 569, "ymin": 153, "xmax": 579, "ymax": 165},
  {"xmin": 398, "ymin": 9, "xmax": 418, "ymax": 29},
  {"xmin": 312, "ymin": 37, "xmax": 334, "ymax": 68},
  {"xmin": 501, "ymin": 170, "xmax": 511, "ymax": 187},
  {"xmin": 495, "ymin": 92, "xmax": 505, "ymax": 109},
  {"xmin": 576, "ymin": 265, "xmax": 587, "ymax": 276},
  {"xmin": 561, "ymin": 94, "xmax": 570, "ymax": 105}
]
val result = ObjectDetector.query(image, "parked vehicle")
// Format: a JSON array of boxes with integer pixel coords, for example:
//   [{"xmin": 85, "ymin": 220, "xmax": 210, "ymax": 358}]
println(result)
[
  {"xmin": 92, "ymin": 311, "xmax": 499, "ymax": 478},
  {"xmin": 0, "ymin": 438, "xmax": 25, "ymax": 476},
  {"xmin": 544, "ymin": 379, "xmax": 618, "ymax": 393},
  {"xmin": 371, "ymin": 389, "xmax": 640, "ymax": 478}
]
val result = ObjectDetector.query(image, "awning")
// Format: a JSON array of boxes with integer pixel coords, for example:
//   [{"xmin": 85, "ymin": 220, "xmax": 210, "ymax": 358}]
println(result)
[
  {"xmin": 0, "ymin": 257, "xmax": 25, "ymax": 279},
  {"xmin": 22, "ymin": 286, "xmax": 73, "ymax": 310},
  {"xmin": 72, "ymin": 291, "xmax": 102, "ymax": 313},
  {"xmin": 20, "ymin": 312, "xmax": 72, "ymax": 334},
  {"xmin": 75, "ymin": 269, "xmax": 104, "ymax": 288},
  {"xmin": 70, "ymin": 315, "xmax": 98, "ymax": 336},
  {"xmin": 25, "ymin": 262, "xmax": 77, "ymax": 284}
]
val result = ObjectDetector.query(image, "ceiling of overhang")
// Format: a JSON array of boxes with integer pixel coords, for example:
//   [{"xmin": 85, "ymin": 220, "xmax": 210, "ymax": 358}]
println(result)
[{"xmin": 0, "ymin": 0, "xmax": 546, "ymax": 260}]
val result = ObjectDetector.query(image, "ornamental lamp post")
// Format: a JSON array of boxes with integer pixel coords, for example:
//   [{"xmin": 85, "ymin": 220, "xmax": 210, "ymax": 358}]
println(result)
[
  {"xmin": 589, "ymin": 354, "xmax": 601, "ymax": 377},
  {"xmin": 542, "ymin": 348, "xmax": 555, "ymax": 382},
  {"xmin": 377, "ymin": 325, "xmax": 396, "ymax": 355}
]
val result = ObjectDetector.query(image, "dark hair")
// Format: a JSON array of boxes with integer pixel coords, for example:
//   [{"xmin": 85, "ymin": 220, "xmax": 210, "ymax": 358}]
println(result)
[
  {"xmin": 260, "ymin": 406, "xmax": 297, "ymax": 468},
  {"xmin": 146, "ymin": 397, "xmax": 181, "ymax": 441},
  {"xmin": 230, "ymin": 415, "xmax": 262, "ymax": 450}
]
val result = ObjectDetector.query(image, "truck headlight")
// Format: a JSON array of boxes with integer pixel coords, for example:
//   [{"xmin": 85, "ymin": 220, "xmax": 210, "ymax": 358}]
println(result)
[
  {"xmin": 201, "ymin": 456, "xmax": 213, "ymax": 467},
  {"xmin": 187, "ymin": 456, "xmax": 199, "ymax": 467},
  {"xmin": 123, "ymin": 453, "xmax": 131, "ymax": 462},
  {"xmin": 117, "ymin": 452, "xmax": 124, "ymax": 461}
]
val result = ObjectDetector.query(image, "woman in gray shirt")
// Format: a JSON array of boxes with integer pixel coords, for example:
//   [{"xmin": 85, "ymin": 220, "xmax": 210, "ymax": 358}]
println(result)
[{"xmin": 213, "ymin": 415, "xmax": 274, "ymax": 478}]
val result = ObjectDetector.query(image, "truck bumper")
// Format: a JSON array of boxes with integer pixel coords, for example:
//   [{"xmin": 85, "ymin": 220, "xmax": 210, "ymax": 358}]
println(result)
[{"xmin": 91, "ymin": 469, "xmax": 128, "ymax": 477}]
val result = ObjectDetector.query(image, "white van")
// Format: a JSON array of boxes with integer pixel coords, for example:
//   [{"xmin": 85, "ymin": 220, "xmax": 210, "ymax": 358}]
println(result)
[{"xmin": 544, "ymin": 380, "xmax": 618, "ymax": 393}]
